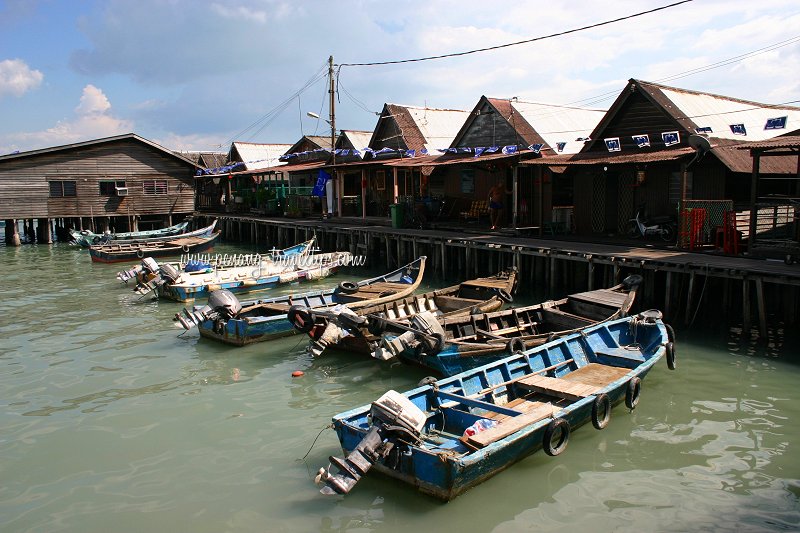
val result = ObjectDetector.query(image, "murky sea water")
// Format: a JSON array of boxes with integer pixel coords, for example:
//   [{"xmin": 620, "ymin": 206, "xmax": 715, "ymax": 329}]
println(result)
[{"xmin": 1, "ymin": 243, "xmax": 799, "ymax": 532}]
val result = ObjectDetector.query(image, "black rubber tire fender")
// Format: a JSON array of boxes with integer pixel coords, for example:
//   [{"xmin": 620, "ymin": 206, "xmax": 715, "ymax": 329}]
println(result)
[
  {"xmin": 506, "ymin": 337, "xmax": 526, "ymax": 354},
  {"xmin": 591, "ymin": 393, "xmax": 611, "ymax": 430},
  {"xmin": 625, "ymin": 376, "xmax": 642, "ymax": 409},
  {"xmin": 92, "ymin": 236, "xmax": 101, "ymax": 244},
  {"xmin": 543, "ymin": 418, "xmax": 570, "ymax": 456},
  {"xmin": 666, "ymin": 341, "xmax": 676, "ymax": 370},
  {"xmin": 417, "ymin": 376, "xmax": 438, "ymax": 387},
  {"xmin": 136, "ymin": 249, "xmax": 144, "ymax": 258},
  {"xmin": 287, "ymin": 305, "xmax": 315, "ymax": 334},
  {"xmin": 495, "ymin": 288, "xmax": 513, "ymax": 303},
  {"xmin": 337, "ymin": 281, "xmax": 359, "ymax": 294},
  {"xmin": 423, "ymin": 332, "xmax": 446, "ymax": 355}
]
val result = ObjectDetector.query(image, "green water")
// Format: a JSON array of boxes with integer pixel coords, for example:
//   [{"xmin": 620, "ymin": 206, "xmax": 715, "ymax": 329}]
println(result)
[{"xmin": 1, "ymin": 243, "xmax": 799, "ymax": 533}]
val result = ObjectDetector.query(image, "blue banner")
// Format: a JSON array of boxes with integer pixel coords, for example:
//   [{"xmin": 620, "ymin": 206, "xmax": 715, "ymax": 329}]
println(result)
[{"xmin": 311, "ymin": 169, "xmax": 330, "ymax": 197}]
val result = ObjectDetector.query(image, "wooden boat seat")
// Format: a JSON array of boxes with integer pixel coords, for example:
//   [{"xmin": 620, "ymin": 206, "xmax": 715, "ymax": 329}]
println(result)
[
  {"xmin": 560, "ymin": 363, "xmax": 630, "ymax": 388},
  {"xmin": 465, "ymin": 402, "xmax": 554, "ymax": 448},
  {"xmin": 516, "ymin": 374, "xmax": 600, "ymax": 401},
  {"xmin": 460, "ymin": 279, "xmax": 510, "ymax": 290},
  {"xmin": 435, "ymin": 295, "xmax": 481, "ymax": 312},
  {"xmin": 569, "ymin": 289, "xmax": 627, "ymax": 308}
]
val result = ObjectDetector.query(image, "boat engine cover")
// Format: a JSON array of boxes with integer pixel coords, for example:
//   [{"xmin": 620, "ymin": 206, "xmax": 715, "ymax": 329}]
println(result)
[
  {"xmin": 142, "ymin": 257, "xmax": 159, "ymax": 274},
  {"xmin": 409, "ymin": 311, "xmax": 445, "ymax": 338},
  {"xmin": 160, "ymin": 263, "xmax": 181, "ymax": 283},
  {"xmin": 207, "ymin": 289, "xmax": 242, "ymax": 317},
  {"xmin": 370, "ymin": 390, "xmax": 426, "ymax": 434}
]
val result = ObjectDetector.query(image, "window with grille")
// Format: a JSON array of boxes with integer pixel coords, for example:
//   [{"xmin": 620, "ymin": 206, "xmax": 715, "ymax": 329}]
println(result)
[
  {"xmin": 49, "ymin": 180, "xmax": 77, "ymax": 197},
  {"xmin": 142, "ymin": 180, "xmax": 168, "ymax": 195}
]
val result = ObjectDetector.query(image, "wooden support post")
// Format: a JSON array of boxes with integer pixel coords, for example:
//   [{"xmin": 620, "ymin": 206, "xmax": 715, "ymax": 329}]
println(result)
[
  {"xmin": 587, "ymin": 258, "xmax": 594, "ymax": 291},
  {"xmin": 742, "ymin": 279, "xmax": 751, "ymax": 336},
  {"xmin": 755, "ymin": 278, "xmax": 767, "ymax": 339},
  {"xmin": 440, "ymin": 241, "xmax": 447, "ymax": 277},
  {"xmin": 549, "ymin": 255, "xmax": 556, "ymax": 294},
  {"xmin": 664, "ymin": 271, "xmax": 673, "ymax": 319},
  {"xmin": 685, "ymin": 272, "xmax": 696, "ymax": 325}
]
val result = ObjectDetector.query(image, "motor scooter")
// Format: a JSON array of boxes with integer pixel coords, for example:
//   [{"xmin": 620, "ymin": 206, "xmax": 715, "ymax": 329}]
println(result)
[{"xmin": 626, "ymin": 207, "xmax": 676, "ymax": 241}]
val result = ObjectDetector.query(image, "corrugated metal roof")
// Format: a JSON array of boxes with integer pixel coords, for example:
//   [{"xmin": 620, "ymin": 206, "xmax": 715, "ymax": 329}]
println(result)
[
  {"xmin": 398, "ymin": 105, "xmax": 470, "ymax": 153},
  {"xmin": 340, "ymin": 130, "xmax": 373, "ymax": 158},
  {"xmin": 230, "ymin": 142, "xmax": 292, "ymax": 171},
  {"xmin": 522, "ymin": 147, "xmax": 695, "ymax": 166},
  {"xmin": 648, "ymin": 82, "xmax": 800, "ymax": 142},
  {"xmin": 510, "ymin": 100, "xmax": 605, "ymax": 154},
  {"xmin": 737, "ymin": 135, "xmax": 800, "ymax": 150}
]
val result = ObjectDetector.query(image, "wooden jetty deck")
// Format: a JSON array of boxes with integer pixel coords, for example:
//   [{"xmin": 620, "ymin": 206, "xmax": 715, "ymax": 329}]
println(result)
[{"xmin": 195, "ymin": 213, "xmax": 800, "ymax": 337}]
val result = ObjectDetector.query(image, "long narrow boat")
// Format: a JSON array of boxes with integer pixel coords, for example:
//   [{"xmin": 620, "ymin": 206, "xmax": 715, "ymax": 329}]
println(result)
[
  {"xmin": 314, "ymin": 310, "xmax": 675, "ymax": 501},
  {"xmin": 119, "ymin": 237, "xmax": 314, "ymax": 285},
  {"xmin": 147, "ymin": 249, "xmax": 352, "ymax": 303},
  {"xmin": 88, "ymin": 232, "xmax": 220, "ymax": 263},
  {"xmin": 298, "ymin": 275, "xmax": 641, "ymax": 376},
  {"xmin": 71, "ymin": 219, "xmax": 191, "ymax": 247},
  {"xmin": 291, "ymin": 268, "xmax": 519, "ymax": 357},
  {"xmin": 173, "ymin": 256, "xmax": 427, "ymax": 345}
]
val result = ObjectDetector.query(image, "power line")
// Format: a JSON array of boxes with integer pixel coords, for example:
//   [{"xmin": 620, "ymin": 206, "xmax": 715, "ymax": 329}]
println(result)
[{"xmin": 338, "ymin": 0, "xmax": 693, "ymax": 68}]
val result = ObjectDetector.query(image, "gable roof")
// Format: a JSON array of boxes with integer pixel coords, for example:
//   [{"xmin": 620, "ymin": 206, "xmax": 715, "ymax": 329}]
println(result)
[
  {"xmin": 450, "ymin": 96, "xmax": 603, "ymax": 155},
  {"xmin": 585, "ymin": 79, "xmax": 800, "ymax": 153},
  {"xmin": 0, "ymin": 133, "xmax": 198, "ymax": 167},
  {"xmin": 228, "ymin": 142, "xmax": 292, "ymax": 171},
  {"xmin": 370, "ymin": 104, "xmax": 469, "ymax": 154}
]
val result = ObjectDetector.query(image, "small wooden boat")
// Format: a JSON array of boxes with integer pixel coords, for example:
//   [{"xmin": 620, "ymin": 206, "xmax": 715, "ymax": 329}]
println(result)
[
  {"xmin": 88, "ymin": 232, "xmax": 220, "ymax": 263},
  {"xmin": 173, "ymin": 257, "xmax": 427, "ymax": 345},
  {"xmin": 291, "ymin": 268, "xmax": 519, "ymax": 357},
  {"xmin": 314, "ymin": 310, "xmax": 675, "ymax": 501},
  {"xmin": 308, "ymin": 275, "xmax": 641, "ymax": 376},
  {"xmin": 71, "ymin": 219, "xmax": 191, "ymax": 247},
  {"xmin": 147, "ymin": 248, "xmax": 353, "ymax": 303}
]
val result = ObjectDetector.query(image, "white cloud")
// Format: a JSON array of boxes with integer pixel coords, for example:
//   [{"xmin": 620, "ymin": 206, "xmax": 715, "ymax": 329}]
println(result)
[
  {"xmin": 154, "ymin": 132, "xmax": 229, "ymax": 151},
  {"xmin": 0, "ymin": 84, "xmax": 132, "ymax": 153},
  {"xmin": 0, "ymin": 58, "xmax": 43, "ymax": 97},
  {"xmin": 210, "ymin": 3, "xmax": 267, "ymax": 23},
  {"xmin": 75, "ymin": 84, "xmax": 111, "ymax": 114}
]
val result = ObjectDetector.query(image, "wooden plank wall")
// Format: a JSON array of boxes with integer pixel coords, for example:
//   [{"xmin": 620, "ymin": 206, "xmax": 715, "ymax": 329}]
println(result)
[{"xmin": 0, "ymin": 139, "xmax": 195, "ymax": 219}]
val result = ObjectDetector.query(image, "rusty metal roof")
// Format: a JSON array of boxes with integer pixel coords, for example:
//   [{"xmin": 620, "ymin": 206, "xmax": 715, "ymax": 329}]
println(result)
[
  {"xmin": 521, "ymin": 147, "xmax": 695, "ymax": 166},
  {"xmin": 735, "ymin": 135, "xmax": 800, "ymax": 150}
]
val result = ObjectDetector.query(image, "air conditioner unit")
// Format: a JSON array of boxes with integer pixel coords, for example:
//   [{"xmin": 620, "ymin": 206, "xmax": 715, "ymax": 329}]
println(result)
[{"xmin": 115, "ymin": 186, "xmax": 129, "ymax": 197}]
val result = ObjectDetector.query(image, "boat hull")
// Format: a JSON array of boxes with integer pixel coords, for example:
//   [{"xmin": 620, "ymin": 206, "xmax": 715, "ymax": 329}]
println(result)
[
  {"xmin": 89, "ymin": 233, "xmax": 219, "ymax": 263},
  {"xmin": 328, "ymin": 314, "xmax": 668, "ymax": 500},
  {"xmin": 186, "ymin": 257, "xmax": 428, "ymax": 345}
]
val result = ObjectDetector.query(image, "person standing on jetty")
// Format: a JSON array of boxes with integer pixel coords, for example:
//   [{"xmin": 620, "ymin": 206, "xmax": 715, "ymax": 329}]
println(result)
[{"xmin": 488, "ymin": 180, "xmax": 508, "ymax": 230}]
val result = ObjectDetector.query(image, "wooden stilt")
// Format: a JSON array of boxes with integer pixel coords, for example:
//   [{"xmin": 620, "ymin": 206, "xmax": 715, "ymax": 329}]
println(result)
[
  {"xmin": 755, "ymin": 278, "xmax": 767, "ymax": 339},
  {"xmin": 664, "ymin": 271, "xmax": 673, "ymax": 319},
  {"xmin": 685, "ymin": 272, "xmax": 696, "ymax": 325},
  {"xmin": 742, "ymin": 279, "xmax": 751, "ymax": 337}
]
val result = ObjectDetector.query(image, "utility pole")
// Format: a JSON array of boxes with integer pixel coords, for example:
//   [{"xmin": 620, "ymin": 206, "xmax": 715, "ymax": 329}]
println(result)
[{"xmin": 328, "ymin": 55, "xmax": 340, "ymax": 218}]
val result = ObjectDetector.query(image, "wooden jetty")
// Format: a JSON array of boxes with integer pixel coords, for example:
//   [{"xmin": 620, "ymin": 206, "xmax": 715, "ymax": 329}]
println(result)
[{"xmin": 193, "ymin": 213, "xmax": 800, "ymax": 339}]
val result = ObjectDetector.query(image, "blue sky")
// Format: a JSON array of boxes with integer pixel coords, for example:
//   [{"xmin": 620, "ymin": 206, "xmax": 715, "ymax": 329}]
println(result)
[{"xmin": 1, "ymin": 0, "xmax": 799, "ymax": 154}]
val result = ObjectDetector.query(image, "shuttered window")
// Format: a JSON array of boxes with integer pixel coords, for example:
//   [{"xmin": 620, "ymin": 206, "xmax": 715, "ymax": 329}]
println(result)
[
  {"xmin": 142, "ymin": 180, "xmax": 168, "ymax": 195},
  {"xmin": 49, "ymin": 180, "xmax": 77, "ymax": 197}
]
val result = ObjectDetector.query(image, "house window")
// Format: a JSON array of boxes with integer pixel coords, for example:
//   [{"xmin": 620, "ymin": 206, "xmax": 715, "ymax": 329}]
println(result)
[
  {"xmin": 142, "ymin": 180, "xmax": 168, "ymax": 195},
  {"xmin": 49, "ymin": 180, "xmax": 77, "ymax": 197},
  {"xmin": 100, "ymin": 180, "xmax": 126, "ymax": 195}
]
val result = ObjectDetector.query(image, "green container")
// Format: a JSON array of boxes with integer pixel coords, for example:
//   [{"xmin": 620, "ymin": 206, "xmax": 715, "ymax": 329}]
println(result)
[{"xmin": 390, "ymin": 203, "xmax": 405, "ymax": 229}]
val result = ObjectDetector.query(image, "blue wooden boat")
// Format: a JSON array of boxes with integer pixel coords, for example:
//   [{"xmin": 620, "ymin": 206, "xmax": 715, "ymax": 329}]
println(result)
[
  {"xmin": 303, "ymin": 275, "xmax": 641, "ymax": 376},
  {"xmin": 173, "ymin": 257, "xmax": 427, "ymax": 345},
  {"xmin": 315, "ymin": 311, "xmax": 675, "ymax": 501},
  {"xmin": 88, "ymin": 231, "xmax": 220, "ymax": 263},
  {"xmin": 70, "ymin": 219, "xmax": 191, "ymax": 247}
]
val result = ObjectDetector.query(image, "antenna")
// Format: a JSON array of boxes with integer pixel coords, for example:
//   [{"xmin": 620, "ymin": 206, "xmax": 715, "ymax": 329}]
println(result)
[{"xmin": 687, "ymin": 134, "xmax": 711, "ymax": 155}]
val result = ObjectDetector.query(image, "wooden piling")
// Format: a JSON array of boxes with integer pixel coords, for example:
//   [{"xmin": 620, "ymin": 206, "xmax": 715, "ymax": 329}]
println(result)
[{"xmin": 755, "ymin": 278, "xmax": 767, "ymax": 339}]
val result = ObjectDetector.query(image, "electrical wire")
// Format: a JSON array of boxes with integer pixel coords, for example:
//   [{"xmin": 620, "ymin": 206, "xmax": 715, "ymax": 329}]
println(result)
[{"xmin": 338, "ymin": 1, "xmax": 693, "ymax": 67}]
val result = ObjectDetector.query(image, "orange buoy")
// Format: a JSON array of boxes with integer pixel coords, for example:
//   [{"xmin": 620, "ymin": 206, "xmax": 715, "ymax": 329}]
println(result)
[{"xmin": 291, "ymin": 370, "xmax": 304, "ymax": 377}]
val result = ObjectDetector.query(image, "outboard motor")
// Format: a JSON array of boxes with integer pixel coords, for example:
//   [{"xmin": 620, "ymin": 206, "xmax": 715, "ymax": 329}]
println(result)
[
  {"xmin": 134, "ymin": 261, "xmax": 182, "ymax": 296},
  {"xmin": 117, "ymin": 257, "xmax": 159, "ymax": 284},
  {"xmin": 316, "ymin": 390, "xmax": 426, "ymax": 495},
  {"xmin": 297, "ymin": 306, "xmax": 366, "ymax": 358},
  {"xmin": 372, "ymin": 311, "xmax": 445, "ymax": 361},
  {"xmin": 175, "ymin": 289, "xmax": 242, "ymax": 330}
]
